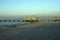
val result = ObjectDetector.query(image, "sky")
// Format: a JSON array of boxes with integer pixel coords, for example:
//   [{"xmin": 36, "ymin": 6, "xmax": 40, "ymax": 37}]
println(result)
[{"xmin": 0, "ymin": 0, "xmax": 60, "ymax": 17}]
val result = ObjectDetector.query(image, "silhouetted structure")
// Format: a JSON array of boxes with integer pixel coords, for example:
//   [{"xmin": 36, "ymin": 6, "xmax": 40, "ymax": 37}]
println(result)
[{"xmin": 23, "ymin": 17, "xmax": 39, "ymax": 23}]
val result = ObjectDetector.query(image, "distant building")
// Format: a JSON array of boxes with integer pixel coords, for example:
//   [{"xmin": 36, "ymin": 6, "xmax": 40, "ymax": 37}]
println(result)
[
  {"xmin": 52, "ymin": 17, "xmax": 60, "ymax": 21},
  {"xmin": 22, "ymin": 17, "xmax": 39, "ymax": 22}
]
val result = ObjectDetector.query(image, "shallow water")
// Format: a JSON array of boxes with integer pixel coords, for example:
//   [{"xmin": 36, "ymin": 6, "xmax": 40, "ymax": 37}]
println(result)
[
  {"xmin": 0, "ymin": 22, "xmax": 30, "ymax": 26},
  {"xmin": 0, "ymin": 23, "xmax": 60, "ymax": 40}
]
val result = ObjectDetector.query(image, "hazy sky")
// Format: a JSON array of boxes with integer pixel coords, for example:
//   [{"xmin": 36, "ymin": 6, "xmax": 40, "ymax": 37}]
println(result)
[{"xmin": 0, "ymin": 0, "xmax": 60, "ymax": 17}]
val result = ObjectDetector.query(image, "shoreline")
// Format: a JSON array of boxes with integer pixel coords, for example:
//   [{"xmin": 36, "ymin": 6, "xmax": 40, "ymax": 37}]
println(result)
[{"xmin": 0, "ymin": 22, "xmax": 60, "ymax": 30}]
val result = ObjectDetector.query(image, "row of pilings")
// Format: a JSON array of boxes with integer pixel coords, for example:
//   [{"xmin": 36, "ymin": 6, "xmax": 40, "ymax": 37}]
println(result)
[
  {"xmin": 0, "ymin": 19, "xmax": 55, "ymax": 23},
  {"xmin": 0, "ymin": 17, "xmax": 60, "ymax": 23}
]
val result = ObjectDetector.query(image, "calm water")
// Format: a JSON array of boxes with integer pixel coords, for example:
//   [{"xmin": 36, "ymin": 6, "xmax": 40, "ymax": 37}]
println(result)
[{"xmin": 0, "ymin": 22, "xmax": 30, "ymax": 26}]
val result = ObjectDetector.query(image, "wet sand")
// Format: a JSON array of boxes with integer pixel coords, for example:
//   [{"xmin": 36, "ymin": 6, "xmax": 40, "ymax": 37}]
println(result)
[{"xmin": 0, "ymin": 22, "xmax": 60, "ymax": 40}]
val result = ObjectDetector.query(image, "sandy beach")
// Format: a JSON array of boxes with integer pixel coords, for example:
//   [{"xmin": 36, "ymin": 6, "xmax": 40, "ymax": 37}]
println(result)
[{"xmin": 0, "ymin": 22, "xmax": 60, "ymax": 40}]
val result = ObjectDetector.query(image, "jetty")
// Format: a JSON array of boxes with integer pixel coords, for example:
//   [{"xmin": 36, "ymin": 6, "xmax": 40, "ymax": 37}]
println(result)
[{"xmin": 0, "ymin": 17, "xmax": 60, "ymax": 27}]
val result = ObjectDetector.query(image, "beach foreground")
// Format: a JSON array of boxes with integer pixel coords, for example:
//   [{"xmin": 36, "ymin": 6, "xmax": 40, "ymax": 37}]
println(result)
[{"xmin": 0, "ymin": 22, "xmax": 60, "ymax": 40}]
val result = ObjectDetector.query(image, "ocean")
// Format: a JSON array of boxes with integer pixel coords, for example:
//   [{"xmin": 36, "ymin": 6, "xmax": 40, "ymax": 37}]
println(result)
[{"xmin": 0, "ymin": 22, "xmax": 31, "ymax": 26}]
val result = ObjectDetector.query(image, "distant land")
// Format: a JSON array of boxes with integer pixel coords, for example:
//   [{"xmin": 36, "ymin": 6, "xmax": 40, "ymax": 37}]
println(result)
[{"xmin": 0, "ymin": 15, "xmax": 60, "ymax": 20}]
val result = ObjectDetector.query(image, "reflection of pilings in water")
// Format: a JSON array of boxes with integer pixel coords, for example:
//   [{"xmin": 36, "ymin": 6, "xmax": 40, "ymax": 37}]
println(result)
[{"xmin": 0, "ymin": 20, "xmax": 2, "ymax": 22}]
